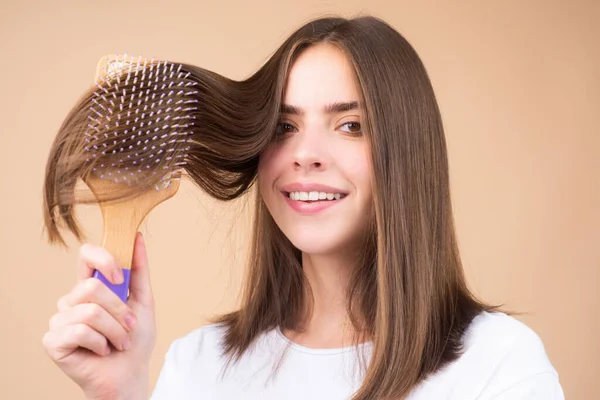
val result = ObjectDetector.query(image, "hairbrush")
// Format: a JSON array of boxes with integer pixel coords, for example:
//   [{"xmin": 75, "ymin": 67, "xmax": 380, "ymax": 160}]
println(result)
[{"xmin": 79, "ymin": 53, "xmax": 199, "ymax": 302}]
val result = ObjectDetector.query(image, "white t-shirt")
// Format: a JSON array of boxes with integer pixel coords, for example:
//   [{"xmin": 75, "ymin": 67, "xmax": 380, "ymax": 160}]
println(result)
[{"xmin": 150, "ymin": 311, "xmax": 564, "ymax": 399}]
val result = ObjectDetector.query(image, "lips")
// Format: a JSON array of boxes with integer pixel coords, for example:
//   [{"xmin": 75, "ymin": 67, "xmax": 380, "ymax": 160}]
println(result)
[
  {"xmin": 279, "ymin": 182, "xmax": 349, "ymax": 214},
  {"xmin": 280, "ymin": 182, "xmax": 349, "ymax": 195},
  {"xmin": 287, "ymin": 191, "xmax": 346, "ymax": 201}
]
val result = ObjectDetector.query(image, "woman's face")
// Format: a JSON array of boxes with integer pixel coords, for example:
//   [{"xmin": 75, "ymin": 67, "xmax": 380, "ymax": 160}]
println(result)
[{"xmin": 258, "ymin": 43, "xmax": 373, "ymax": 255}]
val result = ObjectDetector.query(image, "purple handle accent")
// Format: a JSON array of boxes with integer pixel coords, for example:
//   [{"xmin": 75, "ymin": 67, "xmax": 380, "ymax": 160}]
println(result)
[{"xmin": 93, "ymin": 269, "xmax": 131, "ymax": 303}]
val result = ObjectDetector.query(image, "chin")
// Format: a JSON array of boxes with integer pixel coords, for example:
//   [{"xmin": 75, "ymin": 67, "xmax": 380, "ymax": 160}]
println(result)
[{"xmin": 283, "ymin": 229, "xmax": 353, "ymax": 256}]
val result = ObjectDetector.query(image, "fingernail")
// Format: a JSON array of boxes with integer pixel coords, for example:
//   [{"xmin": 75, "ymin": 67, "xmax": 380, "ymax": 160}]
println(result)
[
  {"xmin": 113, "ymin": 268, "xmax": 124, "ymax": 284},
  {"xmin": 122, "ymin": 336, "xmax": 131, "ymax": 351},
  {"xmin": 125, "ymin": 313, "xmax": 137, "ymax": 330},
  {"xmin": 104, "ymin": 346, "xmax": 111, "ymax": 356}
]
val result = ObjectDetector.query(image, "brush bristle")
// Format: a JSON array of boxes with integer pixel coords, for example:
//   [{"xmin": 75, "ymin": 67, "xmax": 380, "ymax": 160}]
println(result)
[{"xmin": 83, "ymin": 54, "xmax": 199, "ymax": 188}]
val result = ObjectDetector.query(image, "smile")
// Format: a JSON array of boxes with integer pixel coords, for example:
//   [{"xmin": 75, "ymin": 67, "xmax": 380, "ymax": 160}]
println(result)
[
  {"xmin": 282, "ymin": 191, "xmax": 347, "ymax": 214},
  {"xmin": 287, "ymin": 191, "xmax": 347, "ymax": 201}
]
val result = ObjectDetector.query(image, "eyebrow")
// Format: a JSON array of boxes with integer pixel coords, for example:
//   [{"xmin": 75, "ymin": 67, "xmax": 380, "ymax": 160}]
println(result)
[{"xmin": 280, "ymin": 101, "xmax": 359, "ymax": 116}]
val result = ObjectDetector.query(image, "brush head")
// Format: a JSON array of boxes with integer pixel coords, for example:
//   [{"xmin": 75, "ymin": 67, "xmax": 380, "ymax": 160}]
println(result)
[{"xmin": 81, "ymin": 54, "xmax": 198, "ymax": 193}]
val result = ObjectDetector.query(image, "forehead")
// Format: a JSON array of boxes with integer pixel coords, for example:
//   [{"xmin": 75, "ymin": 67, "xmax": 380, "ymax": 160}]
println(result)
[{"xmin": 284, "ymin": 44, "xmax": 360, "ymax": 107}]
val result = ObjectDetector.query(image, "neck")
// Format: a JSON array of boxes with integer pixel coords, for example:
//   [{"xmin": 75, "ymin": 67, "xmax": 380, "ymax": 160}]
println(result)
[{"xmin": 283, "ymin": 249, "xmax": 369, "ymax": 348}]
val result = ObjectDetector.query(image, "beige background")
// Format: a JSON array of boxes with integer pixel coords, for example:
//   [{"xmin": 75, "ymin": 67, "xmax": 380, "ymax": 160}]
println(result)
[{"xmin": 0, "ymin": 0, "xmax": 598, "ymax": 398}]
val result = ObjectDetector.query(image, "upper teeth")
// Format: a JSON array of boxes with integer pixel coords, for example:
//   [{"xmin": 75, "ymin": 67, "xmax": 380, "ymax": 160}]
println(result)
[{"xmin": 289, "ymin": 191, "xmax": 343, "ymax": 201}]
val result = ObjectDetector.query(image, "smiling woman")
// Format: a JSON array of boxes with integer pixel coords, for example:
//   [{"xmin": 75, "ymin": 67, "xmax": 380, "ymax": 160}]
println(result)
[{"xmin": 42, "ymin": 15, "xmax": 564, "ymax": 400}]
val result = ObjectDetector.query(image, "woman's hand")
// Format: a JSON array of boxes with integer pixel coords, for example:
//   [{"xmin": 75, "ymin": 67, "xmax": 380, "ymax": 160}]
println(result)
[{"xmin": 42, "ymin": 232, "xmax": 156, "ymax": 400}]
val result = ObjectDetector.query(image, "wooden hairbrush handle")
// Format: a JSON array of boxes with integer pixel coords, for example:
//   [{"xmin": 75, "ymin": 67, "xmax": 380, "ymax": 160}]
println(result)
[{"xmin": 84, "ymin": 176, "xmax": 180, "ymax": 302}]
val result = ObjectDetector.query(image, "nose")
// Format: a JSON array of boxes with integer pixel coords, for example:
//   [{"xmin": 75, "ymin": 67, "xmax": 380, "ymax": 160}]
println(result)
[{"xmin": 291, "ymin": 129, "xmax": 327, "ymax": 172}]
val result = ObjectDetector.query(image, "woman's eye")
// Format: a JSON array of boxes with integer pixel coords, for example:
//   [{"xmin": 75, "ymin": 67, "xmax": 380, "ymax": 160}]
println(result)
[
  {"xmin": 275, "ymin": 122, "xmax": 296, "ymax": 136},
  {"xmin": 339, "ymin": 121, "xmax": 362, "ymax": 135},
  {"xmin": 275, "ymin": 121, "xmax": 362, "ymax": 136}
]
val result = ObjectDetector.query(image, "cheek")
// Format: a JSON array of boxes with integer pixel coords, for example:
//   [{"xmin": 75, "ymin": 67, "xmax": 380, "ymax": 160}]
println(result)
[
  {"xmin": 341, "ymin": 146, "xmax": 373, "ymax": 196},
  {"xmin": 257, "ymin": 145, "xmax": 282, "ymax": 195}
]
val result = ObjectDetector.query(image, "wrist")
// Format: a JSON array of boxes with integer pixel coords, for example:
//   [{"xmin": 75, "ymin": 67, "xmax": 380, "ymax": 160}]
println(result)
[
  {"xmin": 85, "ymin": 385, "xmax": 148, "ymax": 400},
  {"xmin": 84, "ymin": 368, "xmax": 150, "ymax": 400}
]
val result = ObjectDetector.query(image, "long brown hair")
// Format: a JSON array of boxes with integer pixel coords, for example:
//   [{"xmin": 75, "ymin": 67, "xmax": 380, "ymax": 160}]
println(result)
[
  {"xmin": 210, "ymin": 16, "xmax": 499, "ymax": 399},
  {"xmin": 44, "ymin": 15, "xmax": 499, "ymax": 399}
]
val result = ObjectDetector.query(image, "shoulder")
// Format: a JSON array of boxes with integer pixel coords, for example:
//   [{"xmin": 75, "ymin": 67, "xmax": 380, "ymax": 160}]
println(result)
[
  {"xmin": 465, "ymin": 311, "xmax": 542, "ymax": 347},
  {"xmin": 151, "ymin": 323, "xmax": 229, "ymax": 399},
  {"xmin": 459, "ymin": 311, "xmax": 564, "ymax": 399},
  {"xmin": 151, "ymin": 324, "xmax": 230, "ymax": 400},
  {"xmin": 411, "ymin": 311, "xmax": 564, "ymax": 399},
  {"xmin": 463, "ymin": 311, "xmax": 553, "ymax": 369},
  {"xmin": 165, "ymin": 322, "xmax": 227, "ymax": 365}
]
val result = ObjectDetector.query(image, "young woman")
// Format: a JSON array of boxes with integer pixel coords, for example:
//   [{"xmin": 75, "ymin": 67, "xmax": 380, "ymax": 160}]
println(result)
[{"xmin": 42, "ymin": 16, "xmax": 564, "ymax": 399}]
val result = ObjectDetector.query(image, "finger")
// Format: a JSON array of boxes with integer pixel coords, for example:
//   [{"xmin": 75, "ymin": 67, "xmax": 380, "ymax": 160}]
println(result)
[
  {"xmin": 48, "ymin": 303, "xmax": 131, "ymax": 351},
  {"xmin": 77, "ymin": 244, "xmax": 124, "ymax": 285},
  {"xmin": 60, "ymin": 278, "xmax": 137, "ymax": 333},
  {"xmin": 128, "ymin": 232, "xmax": 153, "ymax": 306},
  {"xmin": 43, "ymin": 324, "xmax": 110, "ymax": 360},
  {"xmin": 56, "ymin": 294, "xmax": 70, "ymax": 312}
]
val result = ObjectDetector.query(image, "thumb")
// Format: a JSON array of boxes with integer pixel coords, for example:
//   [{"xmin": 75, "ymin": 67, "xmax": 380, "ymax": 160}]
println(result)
[{"xmin": 128, "ymin": 232, "xmax": 154, "ymax": 306}]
